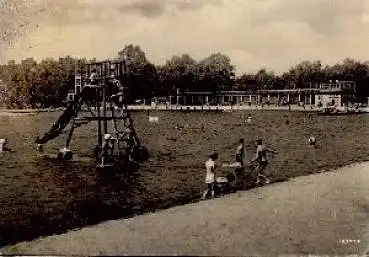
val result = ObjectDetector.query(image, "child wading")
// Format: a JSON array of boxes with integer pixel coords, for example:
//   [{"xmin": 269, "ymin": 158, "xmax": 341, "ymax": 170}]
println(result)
[
  {"xmin": 249, "ymin": 139, "xmax": 277, "ymax": 185},
  {"xmin": 202, "ymin": 152, "xmax": 218, "ymax": 199},
  {"xmin": 236, "ymin": 138, "xmax": 245, "ymax": 166},
  {"xmin": 235, "ymin": 138, "xmax": 246, "ymax": 190},
  {"xmin": 0, "ymin": 138, "xmax": 11, "ymax": 152}
]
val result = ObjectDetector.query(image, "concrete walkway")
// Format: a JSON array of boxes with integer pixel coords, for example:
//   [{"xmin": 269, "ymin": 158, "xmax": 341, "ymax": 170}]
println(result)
[{"xmin": 2, "ymin": 162, "xmax": 369, "ymax": 255}]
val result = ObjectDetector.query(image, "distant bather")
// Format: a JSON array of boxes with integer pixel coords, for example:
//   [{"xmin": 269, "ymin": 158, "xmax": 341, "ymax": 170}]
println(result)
[{"xmin": 0, "ymin": 138, "xmax": 11, "ymax": 152}]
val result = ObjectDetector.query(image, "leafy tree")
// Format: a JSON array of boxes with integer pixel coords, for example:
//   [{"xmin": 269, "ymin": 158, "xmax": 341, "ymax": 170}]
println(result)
[
  {"xmin": 254, "ymin": 69, "xmax": 275, "ymax": 90},
  {"xmin": 286, "ymin": 60, "xmax": 323, "ymax": 88},
  {"xmin": 197, "ymin": 53, "xmax": 235, "ymax": 103},
  {"xmin": 234, "ymin": 74, "xmax": 258, "ymax": 91},
  {"xmin": 159, "ymin": 54, "xmax": 197, "ymax": 102},
  {"xmin": 118, "ymin": 44, "xmax": 156, "ymax": 103}
]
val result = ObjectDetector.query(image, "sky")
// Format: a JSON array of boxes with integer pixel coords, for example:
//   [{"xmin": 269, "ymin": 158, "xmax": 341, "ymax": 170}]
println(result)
[{"xmin": 1, "ymin": 0, "xmax": 369, "ymax": 74}]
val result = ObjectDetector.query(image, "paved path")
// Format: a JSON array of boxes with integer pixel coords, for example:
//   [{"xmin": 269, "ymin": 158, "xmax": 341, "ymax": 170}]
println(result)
[{"xmin": 2, "ymin": 162, "xmax": 369, "ymax": 255}]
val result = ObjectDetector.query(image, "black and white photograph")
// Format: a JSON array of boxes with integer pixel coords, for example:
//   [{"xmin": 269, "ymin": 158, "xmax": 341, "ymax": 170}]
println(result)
[{"xmin": 0, "ymin": 0, "xmax": 368, "ymax": 255}]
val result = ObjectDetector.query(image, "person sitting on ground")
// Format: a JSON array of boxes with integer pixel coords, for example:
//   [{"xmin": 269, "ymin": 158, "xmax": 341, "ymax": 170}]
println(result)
[
  {"xmin": 202, "ymin": 152, "xmax": 218, "ymax": 199},
  {"xmin": 248, "ymin": 139, "xmax": 277, "ymax": 185},
  {"xmin": 0, "ymin": 138, "xmax": 11, "ymax": 152}
]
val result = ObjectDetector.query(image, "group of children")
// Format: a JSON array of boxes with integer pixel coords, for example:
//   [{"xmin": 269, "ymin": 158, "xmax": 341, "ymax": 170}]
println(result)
[
  {"xmin": 97, "ymin": 125, "xmax": 140, "ymax": 166},
  {"xmin": 202, "ymin": 138, "xmax": 277, "ymax": 199},
  {"xmin": 88, "ymin": 68, "xmax": 125, "ymax": 104}
]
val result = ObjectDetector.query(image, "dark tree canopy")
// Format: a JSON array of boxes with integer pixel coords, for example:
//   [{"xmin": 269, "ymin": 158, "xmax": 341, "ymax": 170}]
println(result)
[{"xmin": 0, "ymin": 45, "xmax": 368, "ymax": 108}]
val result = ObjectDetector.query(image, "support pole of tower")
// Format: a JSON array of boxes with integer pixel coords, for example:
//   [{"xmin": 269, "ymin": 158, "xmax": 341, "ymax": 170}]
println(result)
[
  {"xmin": 102, "ymin": 62, "xmax": 108, "ymax": 135},
  {"xmin": 97, "ymin": 91, "xmax": 102, "ymax": 147}
]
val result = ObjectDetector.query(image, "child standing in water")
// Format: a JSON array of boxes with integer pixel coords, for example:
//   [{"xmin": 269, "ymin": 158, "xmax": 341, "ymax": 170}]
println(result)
[
  {"xmin": 235, "ymin": 138, "xmax": 246, "ymax": 190},
  {"xmin": 236, "ymin": 138, "xmax": 245, "ymax": 166},
  {"xmin": 202, "ymin": 152, "xmax": 218, "ymax": 199},
  {"xmin": 0, "ymin": 138, "xmax": 11, "ymax": 152},
  {"xmin": 249, "ymin": 139, "xmax": 277, "ymax": 185}
]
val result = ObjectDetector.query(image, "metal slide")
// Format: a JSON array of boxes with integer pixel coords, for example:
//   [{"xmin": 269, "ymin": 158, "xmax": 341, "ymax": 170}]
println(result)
[{"xmin": 35, "ymin": 88, "xmax": 88, "ymax": 145}]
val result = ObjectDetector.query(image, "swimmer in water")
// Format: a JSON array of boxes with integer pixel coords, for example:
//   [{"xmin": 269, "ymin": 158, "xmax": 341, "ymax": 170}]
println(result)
[
  {"xmin": 246, "ymin": 114, "xmax": 252, "ymax": 124},
  {"xmin": 0, "ymin": 138, "xmax": 11, "ymax": 152},
  {"xmin": 236, "ymin": 138, "xmax": 245, "ymax": 166},
  {"xmin": 309, "ymin": 136, "xmax": 317, "ymax": 147},
  {"xmin": 37, "ymin": 144, "xmax": 43, "ymax": 153},
  {"xmin": 175, "ymin": 125, "xmax": 184, "ymax": 130}
]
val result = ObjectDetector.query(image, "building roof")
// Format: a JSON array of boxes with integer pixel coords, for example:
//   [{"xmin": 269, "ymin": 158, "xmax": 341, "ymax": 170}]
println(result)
[
  {"xmin": 183, "ymin": 92, "xmax": 213, "ymax": 95},
  {"xmin": 184, "ymin": 91, "xmax": 254, "ymax": 95},
  {"xmin": 182, "ymin": 88, "xmax": 345, "ymax": 95}
]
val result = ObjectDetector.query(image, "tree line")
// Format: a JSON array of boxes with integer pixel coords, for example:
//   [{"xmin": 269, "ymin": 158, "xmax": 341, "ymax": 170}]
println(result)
[{"xmin": 0, "ymin": 44, "xmax": 368, "ymax": 108}]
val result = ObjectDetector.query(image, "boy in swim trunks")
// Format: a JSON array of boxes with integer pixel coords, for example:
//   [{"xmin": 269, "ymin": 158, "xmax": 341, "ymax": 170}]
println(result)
[
  {"xmin": 249, "ymin": 139, "xmax": 277, "ymax": 185},
  {"xmin": 236, "ymin": 138, "xmax": 245, "ymax": 166}
]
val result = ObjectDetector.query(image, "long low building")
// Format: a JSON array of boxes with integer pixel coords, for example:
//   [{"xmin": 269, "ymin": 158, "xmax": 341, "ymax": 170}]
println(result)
[{"xmin": 168, "ymin": 81, "xmax": 357, "ymax": 107}]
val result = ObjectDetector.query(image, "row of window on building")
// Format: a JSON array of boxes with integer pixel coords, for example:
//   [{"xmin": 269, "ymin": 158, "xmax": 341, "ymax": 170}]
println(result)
[{"xmin": 168, "ymin": 92, "xmax": 347, "ymax": 107}]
